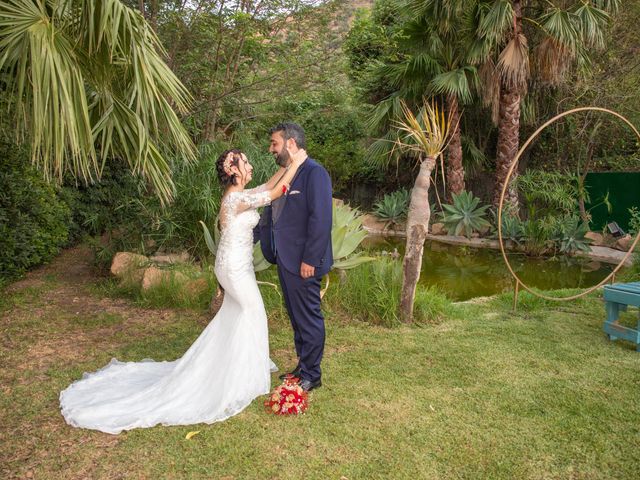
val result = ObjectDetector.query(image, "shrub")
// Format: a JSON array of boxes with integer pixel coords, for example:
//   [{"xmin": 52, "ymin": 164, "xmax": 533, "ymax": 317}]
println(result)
[
  {"xmin": 373, "ymin": 189, "xmax": 410, "ymax": 225},
  {"xmin": 0, "ymin": 141, "xmax": 71, "ymax": 280},
  {"xmin": 439, "ymin": 191, "xmax": 491, "ymax": 238},
  {"xmin": 629, "ymin": 207, "xmax": 640, "ymax": 236},
  {"xmin": 58, "ymin": 160, "xmax": 145, "ymax": 243}
]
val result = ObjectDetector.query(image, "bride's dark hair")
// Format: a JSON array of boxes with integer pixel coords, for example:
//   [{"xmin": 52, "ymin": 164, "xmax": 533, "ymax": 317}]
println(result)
[{"xmin": 216, "ymin": 149, "xmax": 244, "ymax": 187}]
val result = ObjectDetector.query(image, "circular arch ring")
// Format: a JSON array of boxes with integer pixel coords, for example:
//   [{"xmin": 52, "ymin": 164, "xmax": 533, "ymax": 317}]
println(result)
[{"xmin": 498, "ymin": 107, "xmax": 640, "ymax": 302}]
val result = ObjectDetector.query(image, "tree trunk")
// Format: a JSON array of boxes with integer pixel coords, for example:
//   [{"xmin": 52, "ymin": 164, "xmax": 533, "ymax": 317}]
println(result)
[
  {"xmin": 446, "ymin": 94, "xmax": 465, "ymax": 199},
  {"xmin": 400, "ymin": 156, "xmax": 436, "ymax": 323},
  {"xmin": 493, "ymin": 86, "xmax": 521, "ymax": 210},
  {"xmin": 492, "ymin": 0, "xmax": 523, "ymax": 211},
  {"xmin": 150, "ymin": 0, "xmax": 158, "ymax": 32}
]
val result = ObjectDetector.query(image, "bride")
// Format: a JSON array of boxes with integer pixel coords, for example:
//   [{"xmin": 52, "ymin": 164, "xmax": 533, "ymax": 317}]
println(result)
[{"xmin": 60, "ymin": 147, "xmax": 306, "ymax": 434}]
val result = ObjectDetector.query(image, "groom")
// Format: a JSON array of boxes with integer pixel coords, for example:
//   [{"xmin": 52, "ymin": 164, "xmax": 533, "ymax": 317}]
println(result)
[{"xmin": 258, "ymin": 122, "xmax": 333, "ymax": 392}]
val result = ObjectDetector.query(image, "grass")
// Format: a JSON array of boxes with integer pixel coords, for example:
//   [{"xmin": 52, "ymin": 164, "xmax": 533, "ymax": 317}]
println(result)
[
  {"xmin": 2, "ymin": 261, "xmax": 640, "ymax": 479},
  {"xmin": 92, "ymin": 262, "xmax": 217, "ymax": 310},
  {"xmin": 329, "ymin": 258, "xmax": 450, "ymax": 326}
]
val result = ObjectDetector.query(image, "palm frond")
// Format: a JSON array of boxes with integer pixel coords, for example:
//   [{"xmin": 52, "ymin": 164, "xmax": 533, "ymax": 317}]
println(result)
[
  {"xmin": 0, "ymin": 0, "xmax": 196, "ymax": 206},
  {"xmin": 394, "ymin": 99, "xmax": 452, "ymax": 160},
  {"xmin": 497, "ymin": 33, "xmax": 530, "ymax": 92},
  {"xmin": 429, "ymin": 66, "xmax": 477, "ymax": 104},
  {"xmin": 540, "ymin": 7, "xmax": 579, "ymax": 55},
  {"xmin": 478, "ymin": 58, "xmax": 500, "ymax": 124},
  {"xmin": 573, "ymin": 3, "xmax": 610, "ymax": 49},
  {"xmin": 477, "ymin": 0, "xmax": 514, "ymax": 45}
]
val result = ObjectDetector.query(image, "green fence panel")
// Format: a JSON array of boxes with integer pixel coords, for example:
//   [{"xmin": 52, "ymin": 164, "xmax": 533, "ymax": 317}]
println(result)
[{"xmin": 585, "ymin": 172, "xmax": 640, "ymax": 232}]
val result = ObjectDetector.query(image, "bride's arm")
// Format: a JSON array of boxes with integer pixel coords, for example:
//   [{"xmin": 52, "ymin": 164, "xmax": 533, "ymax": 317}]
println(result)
[
  {"xmin": 234, "ymin": 150, "xmax": 307, "ymax": 212},
  {"xmin": 245, "ymin": 166, "xmax": 287, "ymax": 194}
]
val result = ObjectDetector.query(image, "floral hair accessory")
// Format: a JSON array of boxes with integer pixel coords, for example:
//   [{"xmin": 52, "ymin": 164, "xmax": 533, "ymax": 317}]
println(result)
[
  {"xmin": 223, "ymin": 152, "xmax": 234, "ymax": 176},
  {"xmin": 264, "ymin": 375, "xmax": 308, "ymax": 415}
]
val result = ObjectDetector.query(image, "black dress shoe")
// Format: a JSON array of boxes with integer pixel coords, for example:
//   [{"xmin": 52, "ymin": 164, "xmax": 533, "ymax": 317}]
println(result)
[
  {"xmin": 299, "ymin": 378, "xmax": 322, "ymax": 392},
  {"xmin": 278, "ymin": 366, "xmax": 301, "ymax": 381}
]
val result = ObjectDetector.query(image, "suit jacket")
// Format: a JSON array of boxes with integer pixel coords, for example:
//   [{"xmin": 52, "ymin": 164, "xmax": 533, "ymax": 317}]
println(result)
[{"xmin": 257, "ymin": 157, "xmax": 333, "ymax": 277}]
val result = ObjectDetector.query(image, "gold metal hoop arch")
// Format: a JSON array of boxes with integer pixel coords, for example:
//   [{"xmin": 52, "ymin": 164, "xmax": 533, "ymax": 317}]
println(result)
[{"xmin": 498, "ymin": 107, "xmax": 640, "ymax": 304}]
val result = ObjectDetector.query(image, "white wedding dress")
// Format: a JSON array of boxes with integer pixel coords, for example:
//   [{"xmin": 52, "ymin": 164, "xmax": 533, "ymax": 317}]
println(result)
[{"xmin": 60, "ymin": 187, "xmax": 276, "ymax": 434}]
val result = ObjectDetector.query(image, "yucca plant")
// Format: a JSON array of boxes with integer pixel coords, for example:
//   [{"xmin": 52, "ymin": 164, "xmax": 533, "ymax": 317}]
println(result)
[
  {"xmin": 393, "ymin": 99, "xmax": 452, "ymax": 322},
  {"xmin": 439, "ymin": 191, "xmax": 491, "ymax": 238},
  {"xmin": 373, "ymin": 189, "xmax": 410, "ymax": 228},
  {"xmin": 0, "ymin": 0, "xmax": 196, "ymax": 205}
]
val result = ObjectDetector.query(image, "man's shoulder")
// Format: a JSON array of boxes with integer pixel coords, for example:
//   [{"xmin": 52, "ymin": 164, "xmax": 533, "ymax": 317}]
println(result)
[{"xmin": 304, "ymin": 157, "xmax": 330, "ymax": 177}]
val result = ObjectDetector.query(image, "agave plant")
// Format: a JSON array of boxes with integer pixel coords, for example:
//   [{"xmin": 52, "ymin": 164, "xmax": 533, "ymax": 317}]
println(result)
[
  {"xmin": 490, "ymin": 210, "xmax": 525, "ymax": 246},
  {"xmin": 557, "ymin": 215, "xmax": 592, "ymax": 254},
  {"xmin": 331, "ymin": 201, "xmax": 376, "ymax": 270},
  {"xmin": 439, "ymin": 191, "xmax": 491, "ymax": 239},
  {"xmin": 372, "ymin": 189, "xmax": 410, "ymax": 227}
]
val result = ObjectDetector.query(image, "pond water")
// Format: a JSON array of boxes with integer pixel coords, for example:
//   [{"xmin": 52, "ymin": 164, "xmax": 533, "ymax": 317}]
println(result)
[{"xmin": 362, "ymin": 236, "xmax": 615, "ymax": 302}]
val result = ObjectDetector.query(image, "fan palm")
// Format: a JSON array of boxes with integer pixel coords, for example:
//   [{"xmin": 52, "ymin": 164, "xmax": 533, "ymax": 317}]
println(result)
[
  {"xmin": 0, "ymin": 0, "xmax": 196, "ymax": 205},
  {"xmin": 470, "ymin": 0, "xmax": 619, "ymax": 209},
  {"xmin": 367, "ymin": 0, "xmax": 478, "ymax": 199},
  {"xmin": 394, "ymin": 99, "xmax": 452, "ymax": 322}
]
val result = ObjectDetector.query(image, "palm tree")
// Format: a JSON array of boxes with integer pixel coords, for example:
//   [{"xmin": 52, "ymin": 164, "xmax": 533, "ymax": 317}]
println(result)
[
  {"xmin": 366, "ymin": 0, "xmax": 478, "ymax": 199},
  {"xmin": 394, "ymin": 100, "xmax": 451, "ymax": 322},
  {"xmin": 470, "ymin": 0, "xmax": 619, "ymax": 209},
  {"xmin": 0, "ymin": 0, "xmax": 196, "ymax": 205}
]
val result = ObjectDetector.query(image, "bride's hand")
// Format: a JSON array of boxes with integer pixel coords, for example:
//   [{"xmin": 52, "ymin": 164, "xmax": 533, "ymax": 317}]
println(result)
[{"xmin": 287, "ymin": 147, "xmax": 307, "ymax": 167}]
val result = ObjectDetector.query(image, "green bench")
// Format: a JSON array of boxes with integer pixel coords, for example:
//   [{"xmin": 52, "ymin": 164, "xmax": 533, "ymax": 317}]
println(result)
[{"xmin": 603, "ymin": 281, "xmax": 640, "ymax": 351}]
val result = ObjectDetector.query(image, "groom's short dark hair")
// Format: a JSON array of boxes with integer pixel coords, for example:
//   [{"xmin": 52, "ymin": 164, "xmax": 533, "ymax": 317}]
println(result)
[{"xmin": 269, "ymin": 122, "xmax": 307, "ymax": 150}]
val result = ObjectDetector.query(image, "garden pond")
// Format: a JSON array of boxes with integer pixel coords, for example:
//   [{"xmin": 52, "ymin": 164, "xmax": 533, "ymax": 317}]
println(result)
[{"xmin": 362, "ymin": 236, "xmax": 616, "ymax": 302}]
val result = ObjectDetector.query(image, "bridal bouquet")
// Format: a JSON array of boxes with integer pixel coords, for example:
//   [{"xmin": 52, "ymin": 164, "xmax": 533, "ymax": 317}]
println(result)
[{"xmin": 265, "ymin": 376, "xmax": 308, "ymax": 415}]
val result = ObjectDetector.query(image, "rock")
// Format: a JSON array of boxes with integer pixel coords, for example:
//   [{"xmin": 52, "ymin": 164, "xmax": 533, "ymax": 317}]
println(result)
[
  {"xmin": 585, "ymin": 231, "xmax": 605, "ymax": 246},
  {"xmin": 614, "ymin": 234, "xmax": 634, "ymax": 252},
  {"xmin": 430, "ymin": 241, "xmax": 448, "ymax": 252},
  {"xmin": 144, "ymin": 238, "xmax": 157, "ymax": 250},
  {"xmin": 361, "ymin": 214, "xmax": 389, "ymax": 232},
  {"xmin": 111, "ymin": 252, "xmax": 148, "ymax": 278},
  {"xmin": 142, "ymin": 266, "xmax": 189, "ymax": 290},
  {"xmin": 477, "ymin": 224, "xmax": 491, "ymax": 236},
  {"xmin": 430, "ymin": 223, "xmax": 447, "ymax": 235},
  {"xmin": 581, "ymin": 261, "xmax": 602, "ymax": 272},
  {"xmin": 333, "ymin": 198, "xmax": 345, "ymax": 207},
  {"xmin": 185, "ymin": 278, "xmax": 210, "ymax": 297},
  {"xmin": 150, "ymin": 251, "xmax": 191, "ymax": 265}
]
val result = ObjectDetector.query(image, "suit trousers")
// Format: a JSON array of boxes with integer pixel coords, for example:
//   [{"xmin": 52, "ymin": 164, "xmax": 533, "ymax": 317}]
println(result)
[{"xmin": 277, "ymin": 264, "xmax": 325, "ymax": 382}]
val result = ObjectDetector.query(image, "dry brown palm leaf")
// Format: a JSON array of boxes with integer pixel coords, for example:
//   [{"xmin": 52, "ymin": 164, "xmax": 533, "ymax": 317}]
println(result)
[
  {"xmin": 497, "ymin": 33, "xmax": 530, "ymax": 93},
  {"xmin": 478, "ymin": 58, "xmax": 501, "ymax": 125},
  {"xmin": 535, "ymin": 36, "xmax": 574, "ymax": 86}
]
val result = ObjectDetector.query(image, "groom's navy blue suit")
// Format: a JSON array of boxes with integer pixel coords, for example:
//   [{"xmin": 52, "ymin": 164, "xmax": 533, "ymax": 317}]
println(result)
[{"xmin": 257, "ymin": 157, "xmax": 333, "ymax": 383}]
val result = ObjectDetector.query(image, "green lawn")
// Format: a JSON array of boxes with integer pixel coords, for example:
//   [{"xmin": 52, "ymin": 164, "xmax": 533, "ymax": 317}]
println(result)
[{"xmin": 2, "ymin": 259, "xmax": 640, "ymax": 479}]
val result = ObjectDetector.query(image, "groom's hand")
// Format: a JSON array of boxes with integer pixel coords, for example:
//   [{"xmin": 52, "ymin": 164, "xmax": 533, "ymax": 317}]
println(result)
[{"xmin": 300, "ymin": 262, "xmax": 315, "ymax": 279}]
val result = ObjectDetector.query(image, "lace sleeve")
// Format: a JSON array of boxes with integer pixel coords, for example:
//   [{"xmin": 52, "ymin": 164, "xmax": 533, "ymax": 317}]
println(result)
[
  {"xmin": 244, "ymin": 184, "xmax": 269, "ymax": 195},
  {"xmin": 230, "ymin": 190, "xmax": 272, "ymax": 214}
]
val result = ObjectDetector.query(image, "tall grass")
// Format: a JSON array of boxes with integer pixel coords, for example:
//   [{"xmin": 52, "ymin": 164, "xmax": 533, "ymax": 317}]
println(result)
[
  {"xmin": 330, "ymin": 258, "xmax": 451, "ymax": 326},
  {"xmin": 94, "ymin": 263, "xmax": 217, "ymax": 310}
]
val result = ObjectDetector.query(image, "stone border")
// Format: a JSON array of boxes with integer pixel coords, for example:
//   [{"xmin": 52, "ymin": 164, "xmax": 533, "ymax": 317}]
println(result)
[{"xmin": 362, "ymin": 225, "xmax": 634, "ymax": 267}]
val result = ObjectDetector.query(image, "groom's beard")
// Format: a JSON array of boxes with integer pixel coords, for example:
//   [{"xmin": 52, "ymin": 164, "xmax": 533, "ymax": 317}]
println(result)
[{"xmin": 275, "ymin": 146, "xmax": 290, "ymax": 167}]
